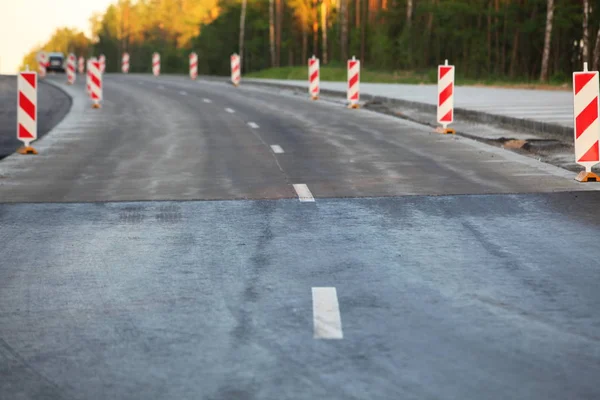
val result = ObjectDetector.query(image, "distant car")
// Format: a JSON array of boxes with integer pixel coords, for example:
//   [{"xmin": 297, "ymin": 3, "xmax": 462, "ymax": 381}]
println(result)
[{"xmin": 47, "ymin": 52, "xmax": 65, "ymax": 73}]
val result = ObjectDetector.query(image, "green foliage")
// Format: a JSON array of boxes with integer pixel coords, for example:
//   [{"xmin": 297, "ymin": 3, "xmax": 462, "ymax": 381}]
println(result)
[{"xmin": 20, "ymin": 0, "xmax": 600, "ymax": 84}]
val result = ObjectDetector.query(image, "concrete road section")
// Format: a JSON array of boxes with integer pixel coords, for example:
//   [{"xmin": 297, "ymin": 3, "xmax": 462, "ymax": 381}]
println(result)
[
  {"xmin": 1, "ymin": 192, "xmax": 599, "ymax": 400},
  {"xmin": 0, "ymin": 74, "xmax": 595, "ymax": 203},
  {"xmin": 0, "ymin": 75, "xmax": 72, "ymax": 160},
  {"xmin": 244, "ymin": 78, "xmax": 574, "ymax": 127}
]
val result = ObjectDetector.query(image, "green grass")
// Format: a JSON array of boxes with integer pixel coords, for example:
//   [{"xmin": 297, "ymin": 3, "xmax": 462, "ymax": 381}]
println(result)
[{"xmin": 246, "ymin": 66, "xmax": 571, "ymax": 90}]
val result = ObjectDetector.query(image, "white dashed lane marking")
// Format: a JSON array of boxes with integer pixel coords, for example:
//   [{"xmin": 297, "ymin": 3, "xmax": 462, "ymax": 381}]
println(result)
[
  {"xmin": 270, "ymin": 145, "xmax": 284, "ymax": 154},
  {"xmin": 225, "ymin": 108, "xmax": 235, "ymax": 113},
  {"xmin": 293, "ymin": 184, "xmax": 314, "ymax": 202},
  {"xmin": 203, "ymin": 98, "xmax": 212, "ymax": 103},
  {"xmin": 248, "ymin": 122, "xmax": 259, "ymax": 129},
  {"xmin": 312, "ymin": 287, "xmax": 343, "ymax": 339}
]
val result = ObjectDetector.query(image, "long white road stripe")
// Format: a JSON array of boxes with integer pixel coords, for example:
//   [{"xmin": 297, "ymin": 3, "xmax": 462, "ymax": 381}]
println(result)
[
  {"xmin": 203, "ymin": 98, "xmax": 212, "ymax": 103},
  {"xmin": 180, "ymin": 90, "xmax": 187, "ymax": 95},
  {"xmin": 248, "ymin": 122, "xmax": 259, "ymax": 129},
  {"xmin": 270, "ymin": 145, "xmax": 284, "ymax": 154},
  {"xmin": 312, "ymin": 287, "xmax": 343, "ymax": 339},
  {"xmin": 225, "ymin": 108, "xmax": 235, "ymax": 113},
  {"xmin": 293, "ymin": 184, "xmax": 314, "ymax": 202}
]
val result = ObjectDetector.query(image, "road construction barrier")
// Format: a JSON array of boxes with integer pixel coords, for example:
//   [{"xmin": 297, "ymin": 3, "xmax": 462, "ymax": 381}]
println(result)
[
  {"xmin": 78, "ymin": 56, "xmax": 85, "ymax": 74},
  {"xmin": 347, "ymin": 56, "xmax": 360, "ymax": 108},
  {"xmin": 437, "ymin": 59, "xmax": 455, "ymax": 134},
  {"xmin": 573, "ymin": 62, "xmax": 600, "ymax": 182},
  {"xmin": 309, "ymin": 55, "xmax": 319, "ymax": 100},
  {"xmin": 66, "ymin": 53, "xmax": 76, "ymax": 85},
  {"xmin": 152, "ymin": 53, "xmax": 160, "ymax": 76},
  {"xmin": 86, "ymin": 59, "xmax": 91, "ymax": 95},
  {"xmin": 37, "ymin": 52, "xmax": 47, "ymax": 78},
  {"xmin": 17, "ymin": 69, "xmax": 38, "ymax": 154},
  {"xmin": 190, "ymin": 52, "xmax": 198, "ymax": 80},
  {"xmin": 231, "ymin": 53, "xmax": 240, "ymax": 86},
  {"xmin": 122, "ymin": 53, "xmax": 130, "ymax": 73},
  {"xmin": 89, "ymin": 58, "xmax": 102, "ymax": 109},
  {"xmin": 99, "ymin": 54, "xmax": 106, "ymax": 73}
]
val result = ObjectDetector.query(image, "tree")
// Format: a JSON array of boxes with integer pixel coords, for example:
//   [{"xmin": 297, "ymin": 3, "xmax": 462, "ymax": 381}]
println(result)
[
  {"xmin": 593, "ymin": 26, "xmax": 600, "ymax": 70},
  {"xmin": 239, "ymin": 0, "xmax": 247, "ymax": 65},
  {"xmin": 340, "ymin": 0, "xmax": 348, "ymax": 61},
  {"xmin": 269, "ymin": 0, "xmax": 276, "ymax": 67},
  {"xmin": 583, "ymin": 0, "xmax": 590, "ymax": 65},
  {"xmin": 540, "ymin": 0, "xmax": 554, "ymax": 82}
]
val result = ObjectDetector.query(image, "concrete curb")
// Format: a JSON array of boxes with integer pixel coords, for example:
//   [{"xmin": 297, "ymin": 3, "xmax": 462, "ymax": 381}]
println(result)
[{"xmin": 239, "ymin": 79, "xmax": 572, "ymax": 139}]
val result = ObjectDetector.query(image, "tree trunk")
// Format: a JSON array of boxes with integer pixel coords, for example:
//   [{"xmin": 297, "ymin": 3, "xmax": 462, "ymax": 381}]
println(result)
[
  {"xmin": 341, "ymin": 0, "xmax": 348, "ymax": 61},
  {"xmin": 239, "ymin": 0, "xmax": 247, "ymax": 66},
  {"xmin": 275, "ymin": 0, "xmax": 282, "ymax": 67},
  {"xmin": 487, "ymin": 1, "xmax": 492, "ymax": 72},
  {"xmin": 313, "ymin": 0, "xmax": 319, "ymax": 56},
  {"xmin": 406, "ymin": 0, "xmax": 413, "ymax": 27},
  {"xmin": 269, "ymin": 0, "xmax": 276, "ymax": 67},
  {"xmin": 582, "ymin": 0, "xmax": 590, "ymax": 64},
  {"xmin": 540, "ymin": 0, "xmax": 554, "ymax": 82},
  {"xmin": 360, "ymin": 0, "xmax": 366, "ymax": 63},
  {"xmin": 356, "ymin": 0, "xmax": 360, "ymax": 27},
  {"xmin": 302, "ymin": 28, "xmax": 308, "ymax": 63},
  {"xmin": 509, "ymin": 28, "xmax": 519, "ymax": 78},
  {"xmin": 594, "ymin": 26, "xmax": 600, "ymax": 70},
  {"xmin": 322, "ymin": 0, "xmax": 329, "ymax": 64}
]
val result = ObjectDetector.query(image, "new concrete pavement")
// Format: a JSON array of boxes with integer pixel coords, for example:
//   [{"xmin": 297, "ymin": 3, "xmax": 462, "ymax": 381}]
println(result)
[
  {"xmin": 1, "ymin": 74, "xmax": 599, "ymax": 400},
  {"xmin": 244, "ymin": 78, "xmax": 574, "ymax": 127}
]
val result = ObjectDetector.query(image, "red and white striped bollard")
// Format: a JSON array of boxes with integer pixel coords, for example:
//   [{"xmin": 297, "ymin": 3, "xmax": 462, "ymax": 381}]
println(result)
[
  {"xmin": 86, "ymin": 59, "xmax": 91, "ymax": 96},
  {"xmin": 89, "ymin": 58, "xmax": 102, "ymax": 109},
  {"xmin": 122, "ymin": 53, "xmax": 130, "ymax": 73},
  {"xmin": 347, "ymin": 56, "xmax": 360, "ymax": 109},
  {"xmin": 152, "ymin": 53, "xmax": 160, "ymax": 77},
  {"xmin": 573, "ymin": 62, "xmax": 600, "ymax": 182},
  {"xmin": 437, "ymin": 59, "xmax": 455, "ymax": 134},
  {"xmin": 190, "ymin": 52, "xmax": 198, "ymax": 80},
  {"xmin": 99, "ymin": 54, "xmax": 106, "ymax": 73},
  {"xmin": 231, "ymin": 53, "xmax": 240, "ymax": 86},
  {"xmin": 17, "ymin": 68, "xmax": 38, "ymax": 154},
  {"xmin": 66, "ymin": 53, "xmax": 76, "ymax": 85},
  {"xmin": 37, "ymin": 52, "xmax": 47, "ymax": 78},
  {"xmin": 78, "ymin": 56, "xmax": 85, "ymax": 74},
  {"xmin": 309, "ymin": 55, "xmax": 319, "ymax": 100}
]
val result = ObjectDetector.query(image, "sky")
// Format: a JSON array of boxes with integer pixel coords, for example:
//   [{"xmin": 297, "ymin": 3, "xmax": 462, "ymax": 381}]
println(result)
[{"xmin": 0, "ymin": 0, "xmax": 115, "ymax": 74}]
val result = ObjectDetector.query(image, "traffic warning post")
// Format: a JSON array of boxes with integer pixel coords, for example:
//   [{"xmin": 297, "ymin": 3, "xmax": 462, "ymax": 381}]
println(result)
[
  {"xmin": 309, "ymin": 55, "xmax": 320, "ymax": 100},
  {"xmin": 231, "ymin": 53, "xmax": 241, "ymax": 86},
  {"xmin": 89, "ymin": 58, "xmax": 103, "ymax": 109},
  {"xmin": 573, "ymin": 62, "xmax": 600, "ymax": 182},
  {"xmin": 436, "ymin": 59, "xmax": 455, "ymax": 134},
  {"xmin": 122, "ymin": 53, "xmax": 130, "ymax": 73},
  {"xmin": 86, "ymin": 59, "xmax": 91, "ymax": 96},
  {"xmin": 37, "ymin": 52, "xmax": 48, "ymax": 78},
  {"xmin": 347, "ymin": 56, "xmax": 360, "ymax": 109},
  {"xmin": 190, "ymin": 52, "xmax": 198, "ymax": 80},
  {"xmin": 66, "ymin": 53, "xmax": 76, "ymax": 85},
  {"xmin": 78, "ymin": 56, "xmax": 85, "ymax": 74},
  {"xmin": 17, "ymin": 69, "xmax": 38, "ymax": 155},
  {"xmin": 152, "ymin": 53, "xmax": 160, "ymax": 77},
  {"xmin": 99, "ymin": 54, "xmax": 106, "ymax": 73}
]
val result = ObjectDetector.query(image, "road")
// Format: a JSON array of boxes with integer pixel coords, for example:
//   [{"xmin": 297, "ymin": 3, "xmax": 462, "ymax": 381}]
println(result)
[
  {"xmin": 245, "ymin": 78, "xmax": 574, "ymax": 127},
  {"xmin": 1, "ymin": 74, "xmax": 599, "ymax": 400}
]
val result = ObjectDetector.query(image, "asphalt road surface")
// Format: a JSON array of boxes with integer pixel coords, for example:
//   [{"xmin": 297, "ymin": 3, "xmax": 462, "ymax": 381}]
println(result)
[
  {"xmin": 1, "ymin": 74, "xmax": 599, "ymax": 400},
  {"xmin": 0, "ymin": 74, "xmax": 71, "ymax": 159}
]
